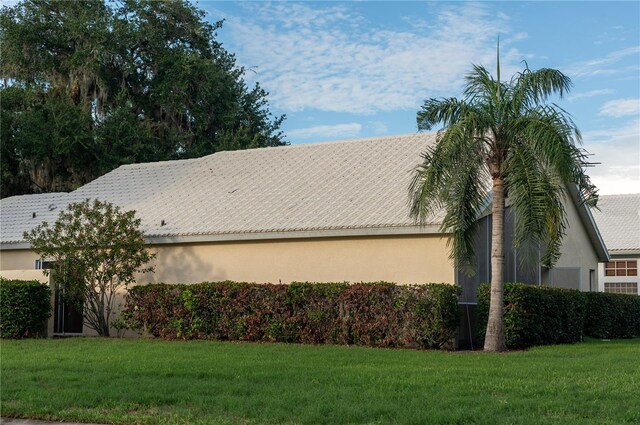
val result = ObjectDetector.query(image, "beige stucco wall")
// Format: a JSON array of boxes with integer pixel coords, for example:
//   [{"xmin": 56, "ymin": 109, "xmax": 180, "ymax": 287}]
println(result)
[
  {"xmin": 1, "ymin": 235, "xmax": 454, "ymax": 286},
  {"xmin": 554, "ymin": 193, "xmax": 600, "ymax": 292},
  {"xmin": 138, "ymin": 235, "xmax": 454, "ymax": 285},
  {"xmin": 0, "ymin": 268, "xmax": 49, "ymax": 283},
  {"xmin": 0, "ymin": 249, "xmax": 38, "ymax": 271}
]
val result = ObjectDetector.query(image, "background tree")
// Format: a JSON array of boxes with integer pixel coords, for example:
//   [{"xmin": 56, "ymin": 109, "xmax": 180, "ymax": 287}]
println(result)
[
  {"xmin": 24, "ymin": 199, "xmax": 155, "ymax": 336},
  {"xmin": 0, "ymin": 0, "xmax": 286, "ymax": 198},
  {"xmin": 410, "ymin": 50, "xmax": 597, "ymax": 352}
]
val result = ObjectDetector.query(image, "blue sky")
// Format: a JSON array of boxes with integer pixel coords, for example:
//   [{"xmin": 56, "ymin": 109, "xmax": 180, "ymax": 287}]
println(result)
[{"xmin": 200, "ymin": 1, "xmax": 639, "ymax": 195}]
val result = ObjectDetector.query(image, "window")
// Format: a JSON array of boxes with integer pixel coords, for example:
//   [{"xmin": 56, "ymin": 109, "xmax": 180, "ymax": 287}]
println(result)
[
  {"xmin": 34, "ymin": 259, "xmax": 55, "ymax": 270},
  {"xmin": 604, "ymin": 282, "xmax": 638, "ymax": 294},
  {"xmin": 604, "ymin": 260, "xmax": 637, "ymax": 277}
]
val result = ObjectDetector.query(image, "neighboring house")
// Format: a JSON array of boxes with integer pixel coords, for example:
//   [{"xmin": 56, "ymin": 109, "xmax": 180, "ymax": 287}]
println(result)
[
  {"xmin": 592, "ymin": 194, "xmax": 640, "ymax": 295},
  {"xmin": 0, "ymin": 133, "xmax": 609, "ymax": 341}
]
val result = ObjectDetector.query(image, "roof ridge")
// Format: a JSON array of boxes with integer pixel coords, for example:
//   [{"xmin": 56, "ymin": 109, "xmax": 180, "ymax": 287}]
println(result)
[
  {"xmin": 102, "ymin": 132, "xmax": 437, "ymax": 167},
  {"xmin": 0, "ymin": 192, "xmax": 71, "ymax": 203},
  {"xmin": 117, "ymin": 156, "xmax": 204, "ymax": 169},
  {"xmin": 287, "ymin": 131, "xmax": 435, "ymax": 147},
  {"xmin": 211, "ymin": 132, "xmax": 436, "ymax": 156}
]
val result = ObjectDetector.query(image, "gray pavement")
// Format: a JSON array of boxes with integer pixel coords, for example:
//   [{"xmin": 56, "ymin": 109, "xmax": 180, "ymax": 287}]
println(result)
[{"xmin": 1, "ymin": 418, "xmax": 105, "ymax": 425}]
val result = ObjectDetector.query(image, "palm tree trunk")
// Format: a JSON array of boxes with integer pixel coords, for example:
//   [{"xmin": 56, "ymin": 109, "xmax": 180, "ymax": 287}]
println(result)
[{"xmin": 484, "ymin": 177, "xmax": 507, "ymax": 352}]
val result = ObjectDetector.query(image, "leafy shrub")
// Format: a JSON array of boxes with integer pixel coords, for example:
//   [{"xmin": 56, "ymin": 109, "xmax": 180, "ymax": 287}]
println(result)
[
  {"xmin": 477, "ymin": 283, "xmax": 587, "ymax": 349},
  {"xmin": 285, "ymin": 282, "xmax": 346, "ymax": 344},
  {"xmin": 0, "ymin": 278, "xmax": 51, "ymax": 338},
  {"xmin": 24, "ymin": 199, "xmax": 154, "ymax": 337},
  {"xmin": 110, "ymin": 318, "xmax": 129, "ymax": 338},
  {"xmin": 124, "ymin": 281, "xmax": 460, "ymax": 350},
  {"xmin": 584, "ymin": 292, "xmax": 640, "ymax": 339}
]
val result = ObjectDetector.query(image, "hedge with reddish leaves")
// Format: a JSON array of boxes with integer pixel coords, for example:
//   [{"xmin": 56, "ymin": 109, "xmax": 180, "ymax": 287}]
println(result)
[{"xmin": 124, "ymin": 281, "xmax": 460, "ymax": 349}]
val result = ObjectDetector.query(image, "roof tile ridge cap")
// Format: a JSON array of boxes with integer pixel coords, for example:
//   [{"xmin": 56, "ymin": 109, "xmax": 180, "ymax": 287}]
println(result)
[
  {"xmin": 293, "ymin": 131, "xmax": 437, "ymax": 147},
  {"xmin": 116, "ymin": 156, "xmax": 205, "ymax": 169},
  {"xmin": 211, "ymin": 132, "xmax": 438, "ymax": 153},
  {"xmin": 0, "ymin": 191, "xmax": 71, "ymax": 200}
]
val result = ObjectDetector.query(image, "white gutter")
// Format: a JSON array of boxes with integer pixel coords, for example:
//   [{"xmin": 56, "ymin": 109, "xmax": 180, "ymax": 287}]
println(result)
[{"xmin": 0, "ymin": 224, "xmax": 445, "ymax": 250}]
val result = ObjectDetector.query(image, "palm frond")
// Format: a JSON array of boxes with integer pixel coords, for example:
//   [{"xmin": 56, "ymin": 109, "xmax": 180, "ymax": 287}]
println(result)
[
  {"xmin": 410, "ymin": 120, "xmax": 489, "ymax": 273},
  {"xmin": 513, "ymin": 107, "xmax": 598, "ymax": 209},
  {"xmin": 505, "ymin": 139, "xmax": 567, "ymax": 268},
  {"xmin": 512, "ymin": 107, "xmax": 579, "ymax": 176},
  {"xmin": 417, "ymin": 97, "xmax": 473, "ymax": 130},
  {"xmin": 409, "ymin": 145, "xmax": 447, "ymax": 222},
  {"xmin": 511, "ymin": 68, "xmax": 573, "ymax": 112},
  {"xmin": 441, "ymin": 141, "xmax": 490, "ymax": 274},
  {"xmin": 409, "ymin": 130, "xmax": 464, "ymax": 223},
  {"xmin": 463, "ymin": 65, "xmax": 501, "ymax": 103}
]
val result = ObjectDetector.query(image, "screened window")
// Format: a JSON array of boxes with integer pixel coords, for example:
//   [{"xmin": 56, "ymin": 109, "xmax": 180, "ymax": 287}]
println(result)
[
  {"xmin": 34, "ymin": 259, "xmax": 55, "ymax": 270},
  {"xmin": 604, "ymin": 260, "xmax": 637, "ymax": 277},
  {"xmin": 604, "ymin": 282, "xmax": 638, "ymax": 294}
]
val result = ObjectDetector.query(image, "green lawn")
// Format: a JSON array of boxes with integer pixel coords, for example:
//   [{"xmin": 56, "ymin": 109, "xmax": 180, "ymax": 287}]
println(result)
[{"xmin": 1, "ymin": 338, "xmax": 639, "ymax": 425}]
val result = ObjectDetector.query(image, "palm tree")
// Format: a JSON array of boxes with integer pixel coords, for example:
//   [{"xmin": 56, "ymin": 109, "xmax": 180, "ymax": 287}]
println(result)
[{"xmin": 410, "ymin": 47, "xmax": 597, "ymax": 352}]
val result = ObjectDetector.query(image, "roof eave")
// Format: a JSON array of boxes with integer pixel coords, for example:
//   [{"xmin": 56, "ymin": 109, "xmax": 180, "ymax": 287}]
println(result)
[
  {"xmin": 0, "ymin": 224, "xmax": 445, "ymax": 250},
  {"xmin": 608, "ymin": 249, "xmax": 640, "ymax": 258}
]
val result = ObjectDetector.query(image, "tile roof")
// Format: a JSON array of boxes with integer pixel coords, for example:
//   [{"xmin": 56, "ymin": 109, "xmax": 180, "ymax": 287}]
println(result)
[
  {"xmin": 1, "ymin": 133, "xmax": 444, "ymax": 244},
  {"xmin": 591, "ymin": 193, "xmax": 640, "ymax": 253},
  {"xmin": 0, "ymin": 192, "xmax": 80, "ymax": 244}
]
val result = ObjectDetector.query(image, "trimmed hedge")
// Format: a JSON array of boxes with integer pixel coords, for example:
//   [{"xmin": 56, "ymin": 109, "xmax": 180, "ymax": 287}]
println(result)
[
  {"xmin": 124, "ymin": 281, "xmax": 461, "ymax": 349},
  {"xmin": 477, "ymin": 283, "xmax": 587, "ymax": 349},
  {"xmin": 584, "ymin": 292, "xmax": 640, "ymax": 339},
  {"xmin": 477, "ymin": 284, "xmax": 640, "ymax": 349},
  {"xmin": 0, "ymin": 278, "xmax": 51, "ymax": 339}
]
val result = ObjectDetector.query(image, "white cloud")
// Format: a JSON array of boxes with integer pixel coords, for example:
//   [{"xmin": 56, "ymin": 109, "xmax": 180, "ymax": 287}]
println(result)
[
  {"xmin": 599, "ymin": 98, "xmax": 640, "ymax": 117},
  {"xmin": 400, "ymin": 16, "xmax": 429, "ymax": 31},
  {"xmin": 566, "ymin": 46, "xmax": 640, "ymax": 78},
  {"xmin": 368, "ymin": 121, "xmax": 389, "ymax": 135},
  {"xmin": 214, "ymin": 3, "xmax": 520, "ymax": 114},
  {"xmin": 237, "ymin": 2, "xmax": 361, "ymax": 30},
  {"xmin": 583, "ymin": 119, "xmax": 640, "ymax": 195},
  {"xmin": 567, "ymin": 89, "xmax": 614, "ymax": 102},
  {"xmin": 504, "ymin": 32, "xmax": 529, "ymax": 44},
  {"xmin": 287, "ymin": 123, "xmax": 362, "ymax": 141}
]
